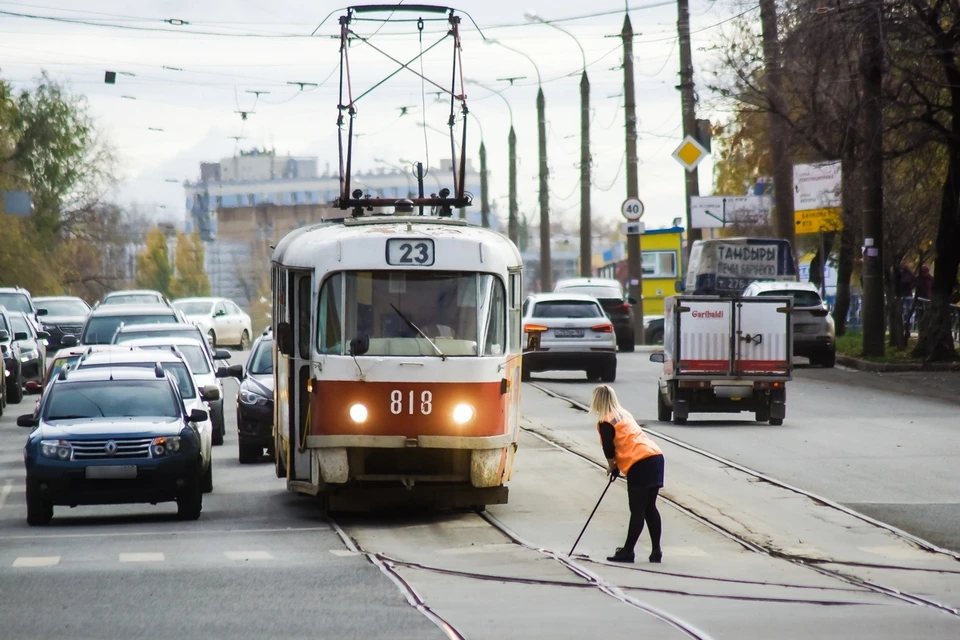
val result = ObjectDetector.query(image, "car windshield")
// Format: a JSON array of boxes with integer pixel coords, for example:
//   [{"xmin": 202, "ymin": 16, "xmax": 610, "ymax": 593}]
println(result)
[
  {"xmin": 249, "ymin": 338, "xmax": 273, "ymax": 375},
  {"xmin": 81, "ymin": 362, "xmax": 196, "ymax": 399},
  {"xmin": 175, "ymin": 301, "xmax": 213, "ymax": 315},
  {"xmin": 329, "ymin": 271, "xmax": 505, "ymax": 357},
  {"xmin": 557, "ymin": 285, "xmax": 622, "ymax": 299},
  {"xmin": 103, "ymin": 294, "xmax": 161, "ymax": 305},
  {"xmin": 9, "ymin": 314, "xmax": 31, "ymax": 335},
  {"xmin": 114, "ymin": 328, "xmax": 200, "ymax": 344},
  {"xmin": 45, "ymin": 380, "xmax": 179, "ymax": 420},
  {"xmin": 0, "ymin": 293, "xmax": 33, "ymax": 314},
  {"xmin": 758, "ymin": 290, "xmax": 823, "ymax": 307},
  {"xmin": 533, "ymin": 301, "xmax": 603, "ymax": 318},
  {"xmin": 37, "ymin": 299, "xmax": 89, "ymax": 316},
  {"xmin": 135, "ymin": 344, "xmax": 210, "ymax": 374},
  {"xmin": 47, "ymin": 356, "xmax": 82, "ymax": 385},
  {"xmin": 82, "ymin": 313, "xmax": 178, "ymax": 345}
]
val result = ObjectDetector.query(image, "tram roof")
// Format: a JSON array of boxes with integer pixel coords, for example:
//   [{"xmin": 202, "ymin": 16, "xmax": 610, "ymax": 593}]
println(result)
[{"xmin": 271, "ymin": 215, "xmax": 522, "ymax": 272}]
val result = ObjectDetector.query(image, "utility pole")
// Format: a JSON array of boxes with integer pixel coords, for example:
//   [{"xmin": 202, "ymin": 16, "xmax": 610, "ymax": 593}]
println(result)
[
  {"xmin": 479, "ymin": 141, "xmax": 490, "ymax": 228},
  {"xmin": 677, "ymin": 0, "xmax": 701, "ymax": 257},
  {"xmin": 538, "ymin": 88, "xmax": 552, "ymax": 292},
  {"xmin": 508, "ymin": 126, "xmax": 518, "ymax": 244},
  {"xmin": 759, "ymin": 0, "xmax": 795, "ymax": 245},
  {"xmin": 580, "ymin": 71, "xmax": 592, "ymax": 276},
  {"xmin": 860, "ymin": 0, "xmax": 885, "ymax": 357},
  {"xmin": 622, "ymin": 14, "xmax": 645, "ymax": 345}
]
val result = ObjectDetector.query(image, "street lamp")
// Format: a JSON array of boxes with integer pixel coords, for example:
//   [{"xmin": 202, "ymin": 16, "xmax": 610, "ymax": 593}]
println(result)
[
  {"xmin": 467, "ymin": 78, "xmax": 518, "ymax": 244},
  {"xmin": 525, "ymin": 12, "xmax": 591, "ymax": 277}
]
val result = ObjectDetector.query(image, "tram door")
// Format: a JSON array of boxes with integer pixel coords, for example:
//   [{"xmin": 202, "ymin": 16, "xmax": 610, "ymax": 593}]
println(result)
[{"xmin": 277, "ymin": 268, "xmax": 313, "ymax": 481}]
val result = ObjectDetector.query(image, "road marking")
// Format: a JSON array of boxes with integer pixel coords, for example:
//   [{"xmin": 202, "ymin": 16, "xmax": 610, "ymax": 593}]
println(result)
[
  {"xmin": 119, "ymin": 552, "xmax": 164, "ymax": 563},
  {"xmin": 224, "ymin": 550, "xmax": 273, "ymax": 561},
  {"xmin": 436, "ymin": 543, "xmax": 516, "ymax": 555},
  {"xmin": 329, "ymin": 549, "xmax": 361, "ymax": 557},
  {"xmin": 13, "ymin": 556, "xmax": 60, "ymax": 567},
  {"xmin": 0, "ymin": 480, "xmax": 12, "ymax": 510},
  {"xmin": 0, "ymin": 525, "xmax": 332, "ymax": 542}
]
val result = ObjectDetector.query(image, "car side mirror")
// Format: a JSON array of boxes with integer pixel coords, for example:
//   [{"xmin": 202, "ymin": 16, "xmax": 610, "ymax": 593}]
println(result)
[
  {"xmin": 37, "ymin": 308, "xmax": 48, "ymax": 317},
  {"xmin": 649, "ymin": 352, "xmax": 665, "ymax": 363},
  {"xmin": 349, "ymin": 334, "xmax": 369, "ymax": 357},
  {"xmin": 17, "ymin": 414, "xmax": 38, "ymax": 428},
  {"xmin": 276, "ymin": 322, "xmax": 293, "ymax": 356},
  {"xmin": 37, "ymin": 331, "xmax": 51, "ymax": 340},
  {"xmin": 61, "ymin": 335, "xmax": 78, "ymax": 347},
  {"xmin": 627, "ymin": 297, "xmax": 638, "ymax": 305},
  {"xmin": 200, "ymin": 384, "xmax": 221, "ymax": 401},
  {"xmin": 674, "ymin": 281, "xmax": 685, "ymax": 293},
  {"xmin": 216, "ymin": 363, "xmax": 243, "ymax": 380},
  {"xmin": 188, "ymin": 408, "xmax": 208, "ymax": 423},
  {"xmin": 14, "ymin": 331, "xmax": 28, "ymax": 341},
  {"xmin": 215, "ymin": 309, "xmax": 226, "ymax": 317},
  {"xmin": 24, "ymin": 380, "xmax": 41, "ymax": 395},
  {"xmin": 214, "ymin": 349, "xmax": 232, "ymax": 361},
  {"xmin": 0, "ymin": 329, "xmax": 8, "ymax": 341}
]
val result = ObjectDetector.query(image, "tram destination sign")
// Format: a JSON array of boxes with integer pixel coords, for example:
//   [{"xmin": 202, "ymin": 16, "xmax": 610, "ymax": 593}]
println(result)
[{"xmin": 386, "ymin": 238, "xmax": 435, "ymax": 266}]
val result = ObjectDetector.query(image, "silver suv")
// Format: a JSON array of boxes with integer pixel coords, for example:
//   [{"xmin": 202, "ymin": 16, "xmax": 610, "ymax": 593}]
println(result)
[
  {"xmin": 520, "ymin": 293, "xmax": 618, "ymax": 382},
  {"xmin": 742, "ymin": 281, "xmax": 836, "ymax": 367}
]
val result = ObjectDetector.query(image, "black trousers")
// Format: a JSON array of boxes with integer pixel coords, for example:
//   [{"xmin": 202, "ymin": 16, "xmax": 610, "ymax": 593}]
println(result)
[{"xmin": 623, "ymin": 485, "xmax": 662, "ymax": 553}]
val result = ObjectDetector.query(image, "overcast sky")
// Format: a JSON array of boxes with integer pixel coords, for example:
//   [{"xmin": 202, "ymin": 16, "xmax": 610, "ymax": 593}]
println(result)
[{"xmin": 0, "ymin": 0, "xmax": 751, "ymax": 232}]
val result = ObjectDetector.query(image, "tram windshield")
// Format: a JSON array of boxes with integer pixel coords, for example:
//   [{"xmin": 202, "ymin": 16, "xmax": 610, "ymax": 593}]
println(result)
[{"xmin": 318, "ymin": 271, "xmax": 505, "ymax": 357}]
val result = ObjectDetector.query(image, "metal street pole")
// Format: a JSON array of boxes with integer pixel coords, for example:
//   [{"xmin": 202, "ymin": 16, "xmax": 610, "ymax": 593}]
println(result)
[
  {"xmin": 622, "ymin": 14, "xmax": 645, "ymax": 346},
  {"xmin": 677, "ymin": 0, "xmax": 701, "ymax": 258},
  {"xmin": 508, "ymin": 126, "xmax": 518, "ymax": 243},
  {"xmin": 479, "ymin": 141, "xmax": 490, "ymax": 228},
  {"xmin": 537, "ymin": 87, "xmax": 552, "ymax": 291}
]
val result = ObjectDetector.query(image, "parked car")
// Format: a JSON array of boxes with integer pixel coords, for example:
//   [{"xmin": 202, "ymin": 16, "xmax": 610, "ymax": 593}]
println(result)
[
  {"xmin": 553, "ymin": 277, "xmax": 637, "ymax": 351},
  {"xmin": 742, "ymin": 281, "xmax": 836, "ymax": 367},
  {"xmin": 122, "ymin": 337, "xmax": 243, "ymax": 446},
  {"xmin": 8, "ymin": 311, "xmax": 48, "ymax": 385},
  {"xmin": 68, "ymin": 304, "xmax": 182, "ymax": 346},
  {"xmin": 34, "ymin": 296, "xmax": 91, "ymax": 351},
  {"xmin": 520, "ymin": 293, "xmax": 618, "ymax": 382},
  {"xmin": 644, "ymin": 315, "xmax": 665, "ymax": 344},
  {"xmin": 174, "ymin": 297, "xmax": 253, "ymax": 350},
  {"xmin": 18, "ymin": 366, "xmax": 208, "ymax": 525},
  {"xmin": 74, "ymin": 348, "xmax": 216, "ymax": 492},
  {"xmin": 237, "ymin": 331, "xmax": 273, "ymax": 464},
  {"xmin": 99, "ymin": 289, "xmax": 169, "ymax": 307},
  {"xmin": 0, "ymin": 306, "xmax": 26, "ymax": 404},
  {"xmin": 0, "ymin": 286, "xmax": 41, "ymax": 332}
]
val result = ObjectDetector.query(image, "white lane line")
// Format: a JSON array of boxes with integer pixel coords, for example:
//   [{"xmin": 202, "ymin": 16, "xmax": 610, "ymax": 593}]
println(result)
[
  {"xmin": 224, "ymin": 551, "xmax": 273, "ymax": 561},
  {"xmin": 119, "ymin": 552, "xmax": 164, "ymax": 563},
  {"xmin": 0, "ymin": 480, "xmax": 12, "ymax": 510},
  {"xmin": 0, "ymin": 525, "xmax": 331, "ymax": 542},
  {"xmin": 13, "ymin": 556, "xmax": 60, "ymax": 567},
  {"xmin": 329, "ymin": 549, "xmax": 361, "ymax": 557}
]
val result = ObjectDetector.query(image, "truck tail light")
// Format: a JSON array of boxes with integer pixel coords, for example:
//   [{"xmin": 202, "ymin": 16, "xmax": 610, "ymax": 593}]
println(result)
[{"xmin": 591, "ymin": 324, "xmax": 614, "ymax": 333}]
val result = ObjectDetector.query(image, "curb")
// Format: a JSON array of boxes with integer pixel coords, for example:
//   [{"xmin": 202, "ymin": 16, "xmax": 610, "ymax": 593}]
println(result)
[{"xmin": 836, "ymin": 354, "xmax": 960, "ymax": 372}]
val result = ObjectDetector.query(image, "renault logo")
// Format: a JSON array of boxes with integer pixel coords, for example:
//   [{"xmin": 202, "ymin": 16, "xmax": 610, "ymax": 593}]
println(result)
[{"xmin": 104, "ymin": 441, "xmax": 118, "ymax": 456}]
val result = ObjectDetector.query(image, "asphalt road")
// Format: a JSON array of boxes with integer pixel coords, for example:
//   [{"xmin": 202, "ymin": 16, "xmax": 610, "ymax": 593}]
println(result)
[{"xmin": 1, "ymin": 348, "xmax": 958, "ymax": 638}]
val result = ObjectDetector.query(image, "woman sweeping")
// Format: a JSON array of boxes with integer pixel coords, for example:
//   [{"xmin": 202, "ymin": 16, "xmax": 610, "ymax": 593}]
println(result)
[{"xmin": 591, "ymin": 384, "xmax": 664, "ymax": 563}]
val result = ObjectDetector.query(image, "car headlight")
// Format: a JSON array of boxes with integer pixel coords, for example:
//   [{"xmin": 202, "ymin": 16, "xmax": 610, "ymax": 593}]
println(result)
[
  {"xmin": 151, "ymin": 436, "xmax": 181, "ymax": 457},
  {"xmin": 20, "ymin": 349, "xmax": 39, "ymax": 362},
  {"xmin": 239, "ymin": 388, "xmax": 269, "ymax": 406},
  {"xmin": 452, "ymin": 403, "xmax": 475, "ymax": 424},
  {"xmin": 349, "ymin": 403, "xmax": 368, "ymax": 423},
  {"xmin": 40, "ymin": 439, "xmax": 72, "ymax": 460}
]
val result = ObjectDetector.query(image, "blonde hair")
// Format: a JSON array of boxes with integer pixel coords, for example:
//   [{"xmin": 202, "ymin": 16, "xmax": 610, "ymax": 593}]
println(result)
[{"xmin": 590, "ymin": 384, "xmax": 635, "ymax": 424}]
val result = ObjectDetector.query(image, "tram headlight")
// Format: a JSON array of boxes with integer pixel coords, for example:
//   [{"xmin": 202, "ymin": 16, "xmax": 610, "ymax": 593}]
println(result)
[
  {"xmin": 452, "ymin": 403, "xmax": 475, "ymax": 424},
  {"xmin": 349, "ymin": 403, "xmax": 368, "ymax": 423}
]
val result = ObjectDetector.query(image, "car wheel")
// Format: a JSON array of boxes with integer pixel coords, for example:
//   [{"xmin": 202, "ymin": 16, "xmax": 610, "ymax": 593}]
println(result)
[
  {"xmin": 673, "ymin": 415, "xmax": 687, "ymax": 425},
  {"xmin": 770, "ymin": 418, "xmax": 784, "ymax": 426},
  {"xmin": 239, "ymin": 330, "xmax": 251, "ymax": 351},
  {"xmin": 820, "ymin": 350, "xmax": 836, "ymax": 368},
  {"xmin": 201, "ymin": 461, "xmax": 213, "ymax": 493},
  {"xmin": 275, "ymin": 444, "xmax": 287, "ymax": 479},
  {"xmin": 619, "ymin": 337, "xmax": 635, "ymax": 352},
  {"xmin": 657, "ymin": 389, "xmax": 671, "ymax": 422},
  {"xmin": 600, "ymin": 359, "xmax": 617, "ymax": 383},
  {"xmin": 7, "ymin": 373, "xmax": 23, "ymax": 404},
  {"xmin": 176, "ymin": 474, "xmax": 203, "ymax": 520},
  {"xmin": 239, "ymin": 442, "xmax": 260, "ymax": 464},
  {"xmin": 207, "ymin": 330, "xmax": 217, "ymax": 350},
  {"xmin": 26, "ymin": 483, "xmax": 53, "ymax": 526},
  {"xmin": 651, "ymin": 330, "xmax": 664, "ymax": 345},
  {"xmin": 212, "ymin": 408, "xmax": 225, "ymax": 446}
]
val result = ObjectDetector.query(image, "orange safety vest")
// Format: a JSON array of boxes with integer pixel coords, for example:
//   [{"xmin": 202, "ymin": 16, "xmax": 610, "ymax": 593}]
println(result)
[{"xmin": 598, "ymin": 416, "xmax": 662, "ymax": 475}]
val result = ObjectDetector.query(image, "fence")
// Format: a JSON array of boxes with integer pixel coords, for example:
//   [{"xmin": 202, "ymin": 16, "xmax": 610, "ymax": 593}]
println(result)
[{"xmin": 839, "ymin": 295, "xmax": 960, "ymax": 342}]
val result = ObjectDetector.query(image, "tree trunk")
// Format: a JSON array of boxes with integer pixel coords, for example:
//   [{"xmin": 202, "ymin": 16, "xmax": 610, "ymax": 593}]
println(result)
[
  {"xmin": 833, "ymin": 153, "xmax": 858, "ymax": 336},
  {"xmin": 809, "ymin": 233, "xmax": 835, "ymax": 290},
  {"xmin": 887, "ymin": 264, "xmax": 906, "ymax": 349}
]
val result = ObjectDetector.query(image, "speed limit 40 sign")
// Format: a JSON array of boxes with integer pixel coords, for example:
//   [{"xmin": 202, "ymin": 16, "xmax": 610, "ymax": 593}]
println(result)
[{"xmin": 621, "ymin": 197, "xmax": 644, "ymax": 221}]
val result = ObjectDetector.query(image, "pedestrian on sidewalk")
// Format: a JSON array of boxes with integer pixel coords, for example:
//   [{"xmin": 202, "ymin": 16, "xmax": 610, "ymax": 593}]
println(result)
[{"xmin": 590, "ymin": 384, "xmax": 665, "ymax": 564}]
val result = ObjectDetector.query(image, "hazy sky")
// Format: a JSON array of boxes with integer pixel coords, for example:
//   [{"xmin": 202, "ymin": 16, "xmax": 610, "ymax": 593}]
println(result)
[{"xmin": 0, "ymin": 0, "xmax": 749, "ymax": 232}]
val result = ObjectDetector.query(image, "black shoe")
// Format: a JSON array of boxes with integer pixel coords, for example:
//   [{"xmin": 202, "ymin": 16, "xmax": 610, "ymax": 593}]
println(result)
[
  {"xmin": 649, "ymin": 549, "xmax": 662, "ymax": 563},
  {"xmin": 607, "ymin": 547, "xmax": 635, "ymax": 563}
]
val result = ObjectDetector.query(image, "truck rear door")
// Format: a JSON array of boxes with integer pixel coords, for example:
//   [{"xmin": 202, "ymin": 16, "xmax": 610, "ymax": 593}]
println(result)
[
  {"xmin": 676, "ymin": 298, "xmax": 733, "ymax": 375},
  {"xmin": 735, "ymin": 297, "xmax": 791, "ymax": 376}
]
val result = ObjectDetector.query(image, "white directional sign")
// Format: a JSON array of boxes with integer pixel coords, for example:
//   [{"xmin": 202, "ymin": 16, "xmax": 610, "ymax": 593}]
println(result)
[
  {"xmin": 621, "ymin": 197, "xmax": 644, "ymax": 221},
  {"xmin": 793, "ymin": 162, "xmax": 842, "ymax": 234},
  {"xmin": 620, "ymin": 221, "xmax": 645, "ymax": 236},
  {"xmin": 690, "ymin": 196, "xmax": 772, "ymax": 229}
]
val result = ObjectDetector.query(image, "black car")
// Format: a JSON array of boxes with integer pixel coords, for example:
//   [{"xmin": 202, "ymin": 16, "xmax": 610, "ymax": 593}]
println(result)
[
  {"xmin": 34, "ymin": 296, "xmax": 90, "ymax": 351},
  {"xmin": 644, "ymin": 315, "xmax": 665, "ymax": 344},
  {"xmin": 18, "ymin": 366, "xmax": 208, "ymax": 525},
  {"xmin": 0, "ymin": 306, "xmax": 27, "ymax": 404},
  {"xmin": 554, "ymin": 277, "xmax": 637, "ymax": 351},
  {"xmin": 68, "ymin": 304, "xmax": 182, "ymax": 346},
  {"xmin": 10, "ymin": 311, "xmax": 49, "ymax": 385},
  {"xmin": 236, "ymin": 332, "xmax": 273, "ymax": 464},
  {"xmin": 0, "ymin": 287, "xmax": 41, "ymax": 332}
]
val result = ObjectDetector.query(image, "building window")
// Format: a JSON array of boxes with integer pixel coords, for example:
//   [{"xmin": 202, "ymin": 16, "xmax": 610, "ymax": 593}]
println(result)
[{"xmin": 642, "ymin": 251, "xmax": 678, "ymax": 279}]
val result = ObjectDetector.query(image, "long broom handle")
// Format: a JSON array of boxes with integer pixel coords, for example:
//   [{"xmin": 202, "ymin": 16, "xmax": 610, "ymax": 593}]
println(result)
[{"xmin": 568, "ymin": 475, "xmax": 616, "ymax": 556}]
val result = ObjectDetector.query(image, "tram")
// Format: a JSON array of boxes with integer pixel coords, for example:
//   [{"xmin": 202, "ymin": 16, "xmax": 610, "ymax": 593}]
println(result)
[{"xmin": 270, "ymin": 207, "xmax": 524, "ymax": 510}]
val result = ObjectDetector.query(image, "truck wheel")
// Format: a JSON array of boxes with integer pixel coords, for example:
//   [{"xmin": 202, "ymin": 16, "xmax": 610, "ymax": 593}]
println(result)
[
  {"xmin": 586, "ymin": 369, "xmax": 601, "ymax": 382},
  {"xmin": 769, "ymin": 418, "xmax": 784, "ymax": 426},
  {"xmin": 239, "ymin": 442, "xmax": 260, "ymax": 464},
  {"xmin": 600, "ymin": 359, "xmax": 617, "ymax": 383},
  {"xmin": 755, "ymin": 407, "xmax": 770, "ymax": 422},
  {"xmin": 656, "ymin": 389, "xmax": 671, "ymax": 422}
]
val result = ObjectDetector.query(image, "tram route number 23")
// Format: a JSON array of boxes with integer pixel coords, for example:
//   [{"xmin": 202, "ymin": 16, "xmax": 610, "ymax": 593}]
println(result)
[
  {"xmin": 390, "ymin": 390, "xmax": 433, "ymax": 415},
  {"xmin": 386, "ymin": 238, "xmax": 435, "ymax": 266}
]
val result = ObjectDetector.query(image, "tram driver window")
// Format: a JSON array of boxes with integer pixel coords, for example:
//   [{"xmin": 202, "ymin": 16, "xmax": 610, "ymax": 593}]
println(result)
[{"xmin": 317, "ymin": 274, "xmax": 343, "ymax": 354}]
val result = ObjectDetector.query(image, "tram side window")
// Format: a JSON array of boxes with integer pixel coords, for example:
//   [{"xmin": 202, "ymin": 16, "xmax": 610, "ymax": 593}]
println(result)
[
  {"xmin": 317, "ymin": 274, "xmax": 343, "ymax": 354},
  {"xmin": 298, "ymin": 277, "xmax": 312, "ymax": 358},
  {"xmin": 508, "ymin": 272, "xmax": 521, "ymax": 353},
  {"xmin": 479, "ymin": 276, "xmax": 506, "ymax": 356}
]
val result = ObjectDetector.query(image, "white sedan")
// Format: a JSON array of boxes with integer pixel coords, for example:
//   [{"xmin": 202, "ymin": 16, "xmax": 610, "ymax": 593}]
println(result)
[{"xmin": 173, "ymin": 297, "xmax": 253, "ymax": 350}]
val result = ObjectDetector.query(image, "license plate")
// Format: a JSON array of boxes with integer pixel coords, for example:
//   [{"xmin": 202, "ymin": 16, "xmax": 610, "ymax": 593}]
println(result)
[
  {"xmin": 85, "ymin": 466, "xmax": 137, "ymax": 480},
  {"xmin": 555, "ymin": 329, "xmax": 584, "ymax": 338}
]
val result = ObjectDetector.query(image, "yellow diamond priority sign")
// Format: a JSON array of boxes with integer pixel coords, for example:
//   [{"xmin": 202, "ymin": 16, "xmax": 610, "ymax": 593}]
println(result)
[{"xmin": 672, "ymin": 135, "xmax": 708, "ymax": 173}]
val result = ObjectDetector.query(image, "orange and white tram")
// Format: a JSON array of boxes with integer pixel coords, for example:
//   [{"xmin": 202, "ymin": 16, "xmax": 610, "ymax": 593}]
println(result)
[{"xmin": 270, "ymin": 210, "xmax": 524, "ymax": 510}]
